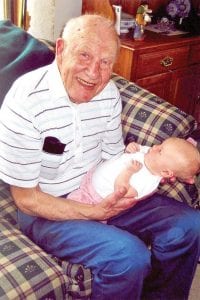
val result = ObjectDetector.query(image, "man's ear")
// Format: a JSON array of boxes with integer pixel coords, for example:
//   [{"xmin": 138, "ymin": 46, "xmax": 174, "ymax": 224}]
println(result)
[
  {"xmin": 56, "ymin": 38, "xmax": 65, "ymax": 64},
  {"xmin": 161, "ymin": 169, "xmax": 174, "ymax": 178}
]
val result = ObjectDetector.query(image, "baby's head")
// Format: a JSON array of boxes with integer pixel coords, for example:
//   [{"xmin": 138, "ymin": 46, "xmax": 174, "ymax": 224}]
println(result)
[{"xmin": 146, "ymin": 137, "xmax": 200, "ymax": 183}]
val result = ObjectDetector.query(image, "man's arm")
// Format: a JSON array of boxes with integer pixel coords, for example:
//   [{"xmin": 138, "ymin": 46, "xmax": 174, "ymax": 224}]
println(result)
[{"xmin": 10, "ymin": 185, "xmax": 137, "ymax": 221}]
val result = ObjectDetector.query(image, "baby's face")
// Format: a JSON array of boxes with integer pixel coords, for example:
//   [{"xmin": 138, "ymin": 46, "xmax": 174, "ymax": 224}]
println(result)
[
  {"xmin": 146, "ymin": 140, "xmax": 186, "ymax": 177},
  {"xmin": 144, "ymin": 141, "xmax": 173, "ymax": 176},
  {"xmin": 147, "ymin": 139, "xmax": 198, "ymax": 183},
  {"xmin": 147, "ymin": 141, "xmax": 170, "ymax": 166}
]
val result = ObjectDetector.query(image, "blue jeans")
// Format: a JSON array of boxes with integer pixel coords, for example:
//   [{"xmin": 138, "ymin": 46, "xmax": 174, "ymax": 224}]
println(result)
[{"xmin": 18, "ymin": 194, "xmax": 200, "ymax": 300}]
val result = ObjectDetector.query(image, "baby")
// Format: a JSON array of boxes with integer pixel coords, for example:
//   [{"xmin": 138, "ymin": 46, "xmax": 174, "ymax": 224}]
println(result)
[{"xmin": 68, "ymin": 137, "xmax": 200, "ymax": 204}]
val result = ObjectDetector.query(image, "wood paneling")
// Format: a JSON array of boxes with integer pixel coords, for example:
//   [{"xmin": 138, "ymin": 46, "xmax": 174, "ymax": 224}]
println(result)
[{"xmin": 82, "ymin": 0, "xmax": 115, "ymax": 20}]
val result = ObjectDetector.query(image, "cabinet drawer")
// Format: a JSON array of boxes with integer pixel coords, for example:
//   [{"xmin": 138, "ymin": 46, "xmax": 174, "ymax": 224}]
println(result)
[
  {"xmin": 136, "ymin": 47, "xmax": 189, "ymax": 79},
  {"xmin": 189, "ymin": 44, "xmax": 200, "ymax": 65}
]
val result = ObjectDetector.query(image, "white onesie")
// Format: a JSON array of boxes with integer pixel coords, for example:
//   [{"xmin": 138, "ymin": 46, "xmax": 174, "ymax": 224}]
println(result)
[{"xmin": 92, "ymin": 146, "xmax": 161, "ymax": 200}]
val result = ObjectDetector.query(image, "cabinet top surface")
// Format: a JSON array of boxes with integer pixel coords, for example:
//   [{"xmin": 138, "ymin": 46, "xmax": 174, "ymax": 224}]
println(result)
[{"xmin": 120, "ymin": 30, "xmax": 200, "ymax": 51}]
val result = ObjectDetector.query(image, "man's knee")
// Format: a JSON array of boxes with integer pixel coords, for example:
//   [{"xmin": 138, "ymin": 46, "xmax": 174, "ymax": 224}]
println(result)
[
  {"xmin": 154, "ymin": 207, "xmax": 200, "ymax": 253},
  {"xmin": 103, "ymin": 233, "xmax": 151, "ymax": 277},
  {"xmin": 176, "ymin": 207, "xmax": 200, "ymax": 240}
]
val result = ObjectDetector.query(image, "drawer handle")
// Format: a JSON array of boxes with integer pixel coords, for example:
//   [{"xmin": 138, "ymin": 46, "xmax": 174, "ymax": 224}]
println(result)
[{"xmin": 160, "ymin": 56, "xmax": 173, "ymax": 67}]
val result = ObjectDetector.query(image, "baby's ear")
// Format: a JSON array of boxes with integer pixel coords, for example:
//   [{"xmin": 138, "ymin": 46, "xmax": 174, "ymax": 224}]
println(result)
[
  {"xmin": 161, "ymin": 169, "xmax": 174, "ymax": 178},
  {"xmin": 183, "ymin": 177, "xmax": 195, "ymax": 184}
]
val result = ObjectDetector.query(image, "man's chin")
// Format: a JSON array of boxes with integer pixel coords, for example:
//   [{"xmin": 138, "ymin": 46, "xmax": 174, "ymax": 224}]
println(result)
[
  {"xmin": 70, "ymin": 92, "xmax": 97, "ymax": 103},
  {"xmin": 70, "ymin": 96, "xmax": 93, "ymax": 104}
]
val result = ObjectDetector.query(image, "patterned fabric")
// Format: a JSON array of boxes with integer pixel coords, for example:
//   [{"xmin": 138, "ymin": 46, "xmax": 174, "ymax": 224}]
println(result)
[
  {"xmin": 0, "ymin": 72, "xmax": 198, "ymax": 299},
  {"xmin": 112, "ymin": 74, "xmax": 199, "ymax": 207},
  {"xmin": 53, "ymin": 258, "xmax": 91, "ymax": 300},
  {"xmin": 0, "ymin": 220, "xmax": 67, "ymax": 300},
  {"xmin": 0, "ymin": 180, "xmax": 92, "ymax": 299}
]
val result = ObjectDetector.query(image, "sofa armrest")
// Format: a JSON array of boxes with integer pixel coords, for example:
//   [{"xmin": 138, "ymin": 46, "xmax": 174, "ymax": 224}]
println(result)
[
  {"xmin": 0, "ymin": 219, "xmax": 68, "ymax": 299},
  {"xmin": 0, "ymin": 179, "xmax": 92, "ymax": 299}
]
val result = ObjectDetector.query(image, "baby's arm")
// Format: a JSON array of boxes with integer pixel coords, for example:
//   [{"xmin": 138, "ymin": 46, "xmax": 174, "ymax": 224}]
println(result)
[
  {"xmin": 114, "ymin": 160, "xmax": 142, "ymax": 198},
  {"xmin": 126, "ymin": 142, "xmax": 140, "ymax": 153}
]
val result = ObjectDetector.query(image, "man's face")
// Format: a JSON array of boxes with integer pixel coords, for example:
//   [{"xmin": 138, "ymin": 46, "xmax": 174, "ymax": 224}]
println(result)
[{"xmin": 56, "ymin": 36, "xmax": 117, "ymax": 103}]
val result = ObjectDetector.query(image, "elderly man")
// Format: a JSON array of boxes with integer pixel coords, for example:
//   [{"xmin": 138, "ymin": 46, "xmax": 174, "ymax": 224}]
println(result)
[{"xmin": 0, "ymin": 14, "xmax": 200, "ymax": 300}]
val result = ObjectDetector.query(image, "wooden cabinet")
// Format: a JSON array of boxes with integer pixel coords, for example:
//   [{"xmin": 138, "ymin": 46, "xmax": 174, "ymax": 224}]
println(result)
[
  {"xmin": 82, "ymin": 0, "xmax": 200, "ymax": 120},
  {"xmin": 170, "ymin": 66, "xmax": 196, "ymax": 114},
  {"xmin": 136, "ymin": 47, "xmax": 189, "ymax": 79},
  {"xmin": 113, "ymin": 32, "xmax": 200, "ymax": 117},
  {"xmin": 136, "ymin": 71, "xmax": 172, "ymax": 100},
  {"xmin": 190, "ymin": 64, "xmax": 200, "ymax": 122},
  {"xmin": 189, "ymin": 43, "xmax": 200, "ymax": 122}
]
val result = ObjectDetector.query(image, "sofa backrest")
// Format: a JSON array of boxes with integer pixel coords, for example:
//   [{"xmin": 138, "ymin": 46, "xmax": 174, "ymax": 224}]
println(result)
[
  {"xmin": 0, "ymin": 20, "xmax": 55, "ymax": 107},
  {"xmin": 112, "ymin": 74, "xmax": 197, "ymax": 146}
]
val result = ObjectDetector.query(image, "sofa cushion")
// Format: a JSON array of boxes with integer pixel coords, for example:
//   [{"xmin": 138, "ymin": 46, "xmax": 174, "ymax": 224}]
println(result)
[
  {"xmin": 0, "ymin": 179, "xmax": 92, "ymax": 299},
  {"xmin": 0, "ymin": 179, "xmax": 18, "ymax": 227},
  {"xmin": 112, "ymin": 74, "xmax": 199, "ymax": 207},
  {"xmin": 0, "ymin": 20, "xmax": 55, "ymax": 107},
  {"xmin": 0, "ymin": 219, "xmax": 68, "ymax": 299}
]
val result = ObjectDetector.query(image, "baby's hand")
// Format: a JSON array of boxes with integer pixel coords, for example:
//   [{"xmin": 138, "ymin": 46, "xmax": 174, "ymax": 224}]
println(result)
[
  {"xmin": 128, "ymin": 160, "xmax": 142, "ymax": 173},
  {"xmin": 126, "ymin": 142, "xmax": 140, "ymax": 153}
]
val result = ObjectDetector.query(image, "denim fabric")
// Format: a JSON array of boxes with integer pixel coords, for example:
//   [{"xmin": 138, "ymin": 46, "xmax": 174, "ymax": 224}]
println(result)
[{"xmin": 18, "ymin": 194, "xmax": 200, "ymax": 300}]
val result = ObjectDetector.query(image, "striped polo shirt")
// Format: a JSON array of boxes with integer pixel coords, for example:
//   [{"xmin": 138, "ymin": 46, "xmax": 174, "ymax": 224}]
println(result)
[{"xmin": 0, "ymin": 61, "xmax": 125, "ymax": 196}]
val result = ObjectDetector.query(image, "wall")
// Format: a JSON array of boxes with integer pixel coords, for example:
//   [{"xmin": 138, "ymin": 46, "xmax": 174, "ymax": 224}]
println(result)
[
  {"xmin": 0, "ymin": 0, "xmax": 4, "ymax": 20},
  {"xmin": 54, "ymin": 0, "xmax": 82, "ymax": 39},
  {"xmin": 27, "ymin": 0, "xmax": 82, "ymax": 41}
]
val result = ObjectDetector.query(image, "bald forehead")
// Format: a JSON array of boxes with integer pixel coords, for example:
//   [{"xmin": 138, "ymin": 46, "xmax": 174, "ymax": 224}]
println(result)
[
  {"xmin": 63, "ymin": 15, "xmax": 115, "ymax": 35},
  {"xmin": 62, "ymin": 15, "xmax": 119, "ymax": 51}
]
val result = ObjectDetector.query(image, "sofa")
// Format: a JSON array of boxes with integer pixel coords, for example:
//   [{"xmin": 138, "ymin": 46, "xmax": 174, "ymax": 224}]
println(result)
[{"xmin": 0, "ymin": 20, "xmax": 199, "ymax": 299}]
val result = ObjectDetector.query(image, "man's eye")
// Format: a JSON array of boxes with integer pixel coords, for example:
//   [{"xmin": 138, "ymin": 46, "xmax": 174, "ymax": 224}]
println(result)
[
  {"xmin": 80, "ymin": 52, "xmax": 90, "ymax": 60},
  {"xmin": 100, "ymin": 59, "xmax": 111, "ymax": 69}
]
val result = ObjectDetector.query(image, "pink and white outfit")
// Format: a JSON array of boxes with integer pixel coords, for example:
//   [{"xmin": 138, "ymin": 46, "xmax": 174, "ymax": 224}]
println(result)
[{"xmin": 68, "ymin": 146, "xmax": 161, "ymax": 204}]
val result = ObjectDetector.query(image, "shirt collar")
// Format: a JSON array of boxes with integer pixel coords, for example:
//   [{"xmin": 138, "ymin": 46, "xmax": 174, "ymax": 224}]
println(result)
[{"xmin": 48, "ymin": 60, "xmax": 69, "ymax": 100}]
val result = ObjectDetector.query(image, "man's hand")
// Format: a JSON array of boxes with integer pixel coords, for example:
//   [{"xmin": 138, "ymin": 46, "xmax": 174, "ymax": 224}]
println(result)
[{"xmin": 90, "ymin": 187, "xmax": 138, "ymax": 221}]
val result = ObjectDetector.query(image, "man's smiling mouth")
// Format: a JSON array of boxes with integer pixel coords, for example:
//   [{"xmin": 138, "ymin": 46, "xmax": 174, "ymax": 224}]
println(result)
[{"xmin": 77, "ymin": 77, "xmax": 96, "ymax": 87}]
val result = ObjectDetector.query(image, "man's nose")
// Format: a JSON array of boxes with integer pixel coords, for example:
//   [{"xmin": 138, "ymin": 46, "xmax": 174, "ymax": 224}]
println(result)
[{"xmin": 87, "ymin": 60, "xmax": 100, "ymax": 78}]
